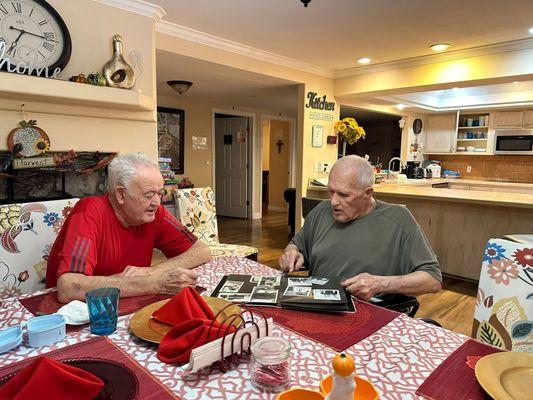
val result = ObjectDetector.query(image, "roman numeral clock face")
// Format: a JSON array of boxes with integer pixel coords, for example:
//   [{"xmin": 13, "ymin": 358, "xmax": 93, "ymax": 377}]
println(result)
[{"xmin": 0, "ymin": 0, "xmax": 71, "ymax": 71}]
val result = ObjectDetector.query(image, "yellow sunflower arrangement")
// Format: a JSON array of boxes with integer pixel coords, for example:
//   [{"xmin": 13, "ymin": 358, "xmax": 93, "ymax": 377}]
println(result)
[{"xmin": 334, "ymin": 117, "xmax": 366, "ymax": 145}]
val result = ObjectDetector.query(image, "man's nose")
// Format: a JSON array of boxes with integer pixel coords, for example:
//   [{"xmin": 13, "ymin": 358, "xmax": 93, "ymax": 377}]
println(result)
[{"xmin": 330, "ymin": 194, "xmax": 339, "ymax": 206}]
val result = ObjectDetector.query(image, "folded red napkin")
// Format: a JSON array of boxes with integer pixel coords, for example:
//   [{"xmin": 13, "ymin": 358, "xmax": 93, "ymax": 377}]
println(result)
[
  {"xmin": 153, "ymin": 288, "xmax": 232, "ymax": 364},
  {"xmin": 0, "ymin": 356, "xmax": 103, "ymax": 400},
  {"xmin": 152, "ymin": 287, "xmax": 215, "ymax": 326}
]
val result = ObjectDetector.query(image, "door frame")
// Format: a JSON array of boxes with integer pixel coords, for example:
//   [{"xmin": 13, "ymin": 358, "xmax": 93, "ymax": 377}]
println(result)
[
  {"xmin": 259, "ymin": 115, "xmax": 297, "ymax": 216},
  {"xmin": 212, "ymin": 109, "xmax": 255, "ymax": 219}
]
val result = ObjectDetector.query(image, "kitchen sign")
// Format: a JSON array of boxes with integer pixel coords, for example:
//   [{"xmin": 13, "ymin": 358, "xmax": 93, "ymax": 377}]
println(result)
[{"xmin": 305, "ymin": 92, "xmax": 335, "ymax": 111}]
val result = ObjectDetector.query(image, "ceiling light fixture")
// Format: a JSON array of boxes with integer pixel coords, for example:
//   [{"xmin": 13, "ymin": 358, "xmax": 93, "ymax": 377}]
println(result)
[
  {"xmin": 300, "ymin": 0, "xmax": 312, "ymax": 7},
  {"xmin": 452, "ymin": 87, "xmax": 459, "ymax": 91},
  {"xmin": 529, "ymin": 26, "xmax": 533, "ymax": 35},
  {"xmin": 513, "ymin": 81, "xmax": 520, "ymax": 84},
  {"xmin": 167, "ymin": 80, "xmax": 193, "ymax": 94},
  {"xmin": 357, "ymin": 57, "xmax": 372, "ymax": 64},
  {"xmin": 395, "ymin": 104, "xmax": 406, "ymax": 110},
  {"xmin": 430, "ymin": 43, "xmax": 450, "ymax": 52}
]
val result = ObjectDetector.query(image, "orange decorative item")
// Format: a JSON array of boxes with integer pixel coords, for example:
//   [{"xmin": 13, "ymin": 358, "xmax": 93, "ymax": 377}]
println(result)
[
  {"xmin": 7, "ymin": 120, "xmax": 51, "ymax": 157},
  {"xmin": 332, "ymin": 353, "xmax": 356, "ymax": 377},
  {"xmin": 320, "ymin": 375, "xmax": 379, "ymax": 400},
  {"xmin": 276, "ymin": 387, "xmax": 325, "ymax": 400}
]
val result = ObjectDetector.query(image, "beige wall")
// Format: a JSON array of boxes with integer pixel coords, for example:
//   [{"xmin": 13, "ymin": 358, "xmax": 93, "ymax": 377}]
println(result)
[
  {"xmin": 268, "ymin": 120, "xmax": 291, "ymax": 209},
  {"xmin": 262, "ymin": 120, "xmax": 270, "ymax": 171},
  {"xmin": 0, "ymin": 0, "xmax": 158, "ymax": 158}
]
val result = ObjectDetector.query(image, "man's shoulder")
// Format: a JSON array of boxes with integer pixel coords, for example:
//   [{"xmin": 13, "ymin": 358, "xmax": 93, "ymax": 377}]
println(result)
[
  {"xmin": 373, "ymin": 201, "xmax": 416, "ymax": 229},
  {"xmin": 72, "ymin": 195, "xmax": 110, "ymax": 216}
]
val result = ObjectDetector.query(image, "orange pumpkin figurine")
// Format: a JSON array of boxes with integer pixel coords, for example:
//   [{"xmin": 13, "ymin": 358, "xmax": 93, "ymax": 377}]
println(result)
[{"xmin": 325, "ymin": 353, "xmax": 356, "ymax": 400}]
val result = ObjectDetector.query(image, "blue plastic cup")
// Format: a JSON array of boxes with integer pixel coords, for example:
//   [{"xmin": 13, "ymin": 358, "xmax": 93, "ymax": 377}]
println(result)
[{"xmin": 85, "ymin": 287, "xmax": 120, "ymax": 336}]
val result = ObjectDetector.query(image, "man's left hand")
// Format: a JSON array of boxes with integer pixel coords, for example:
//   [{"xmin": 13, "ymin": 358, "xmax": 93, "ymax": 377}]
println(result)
[{"xmin": 341, "ymin": 273, "xmax": 384, "ymax": 301}]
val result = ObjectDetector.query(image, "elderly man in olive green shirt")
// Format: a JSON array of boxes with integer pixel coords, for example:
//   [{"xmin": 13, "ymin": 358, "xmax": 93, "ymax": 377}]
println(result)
[{"xmin": 279, "ymin": 155, "xmax": 442, "ymax": 301}]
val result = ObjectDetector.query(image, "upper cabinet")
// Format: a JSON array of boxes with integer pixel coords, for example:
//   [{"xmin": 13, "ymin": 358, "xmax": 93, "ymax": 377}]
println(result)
[
  {"xmin": 495, "ymin": 111, "xmax": 524, "ymax": 128},
  {"xmin": 523, "ymin": 110, "xmax": 533, "ymax": 128},
  {"xmin": 424, "ymin": 114, "xmax": 457, "ymax": 154},
  {"xmin": 455, "ymin": 112, "xmax": 490, "ymax": 154}
]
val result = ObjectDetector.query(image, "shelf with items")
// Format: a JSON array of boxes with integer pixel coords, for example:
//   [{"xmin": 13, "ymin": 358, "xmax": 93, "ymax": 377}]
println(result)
[
  {"xmin": 456, "ymin": 138, "xmax": 487, "ymax": 141},
  {"xmin": 457, "ymin": 126, "xmax": 489, "ymax": 130},
  {"xmin": 455, "ymin": 111, "xmax": 492, "ymax": 154}
]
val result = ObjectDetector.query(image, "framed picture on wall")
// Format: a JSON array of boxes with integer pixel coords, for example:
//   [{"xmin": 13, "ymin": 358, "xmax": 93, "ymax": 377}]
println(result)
[
  {"xmin": 312, "ymin": 125, "xmax": 324, "ymax": 148},
  {"xmin": 157, "ymin": 107, "xmax": 185, "ymax": 173}
]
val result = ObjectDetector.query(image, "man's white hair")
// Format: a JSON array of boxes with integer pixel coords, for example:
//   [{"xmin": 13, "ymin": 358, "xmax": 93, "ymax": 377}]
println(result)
[
  {"xmin": 331, "ymin": 155, "xmax": 375, "ymax": 189},
  {"xmin": 107, "ymin": 152, "xmax": 159, "ymax": 195}
]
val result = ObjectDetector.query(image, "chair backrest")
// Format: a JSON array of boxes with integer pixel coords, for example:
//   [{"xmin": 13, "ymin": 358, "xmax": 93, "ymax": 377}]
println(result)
[
  {"xmin": 472, "ymin": 238, "xmax": 533, "ymax": 352},
  {"xmin": 0, "ymin": 198, "xmax": 79, "ymax": 299},
  {"xmin": 174, "ymin": 187, "xmax": 219, "ymax": 245},
  {"xmin": 302, "ymin": 197, "xmax": 323, "ymax": 219}
]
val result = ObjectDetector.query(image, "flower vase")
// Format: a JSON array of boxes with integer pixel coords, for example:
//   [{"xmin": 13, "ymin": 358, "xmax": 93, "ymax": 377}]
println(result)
[{"xmin": 342, "ymin": 141, "xmax": 347, "ymax": 157}]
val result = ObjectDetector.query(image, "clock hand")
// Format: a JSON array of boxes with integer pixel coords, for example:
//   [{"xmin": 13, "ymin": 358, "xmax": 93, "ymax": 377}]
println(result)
[
  {"xmin": 6, "ymin": 30, "xmax": 24, "ymax": 55},
  {"xmin": 9, "ymin": 26, "xmax": 58, "ymax": 43}
]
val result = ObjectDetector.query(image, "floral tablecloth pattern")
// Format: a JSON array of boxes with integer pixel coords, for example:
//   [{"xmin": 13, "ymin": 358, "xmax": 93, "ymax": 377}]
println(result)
[{"xmin": 1, "ymin": 256, "xmax": 469, "ymax": 399}]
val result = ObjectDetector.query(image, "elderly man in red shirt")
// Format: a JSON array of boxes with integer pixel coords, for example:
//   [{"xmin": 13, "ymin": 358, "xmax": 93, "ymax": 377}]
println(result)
[{"xmin": 46, "ymin": 152, "xmax": 211, "ymax": 303}]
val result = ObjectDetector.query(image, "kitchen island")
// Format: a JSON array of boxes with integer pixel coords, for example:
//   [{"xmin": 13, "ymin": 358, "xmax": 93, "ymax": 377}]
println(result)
[{"xmin": 307, "ymin": 179, "xmax": 533, "ymax": 280}]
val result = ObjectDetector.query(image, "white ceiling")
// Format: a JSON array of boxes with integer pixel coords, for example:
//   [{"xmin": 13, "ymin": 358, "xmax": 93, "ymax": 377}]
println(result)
[
  {"xmin": 151, "ymin": 0, "xmax": 533, "ymax": 71},
  {"xmin": 149, "ymin": 0, "xmax": 533, "ymax": 116},
  {"xmin": 157, "ymin": 51, "xmax": 299, "ymax": 115}
]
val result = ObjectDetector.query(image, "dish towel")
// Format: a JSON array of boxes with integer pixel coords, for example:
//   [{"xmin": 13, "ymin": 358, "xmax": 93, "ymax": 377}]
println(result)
[
  {"xmin": 152, "ymin": 287, "xmax": 232, "ymax": 364},
  {"xmin": 0, "ymin": 356, "xmax": 103, "ymax": 400}
]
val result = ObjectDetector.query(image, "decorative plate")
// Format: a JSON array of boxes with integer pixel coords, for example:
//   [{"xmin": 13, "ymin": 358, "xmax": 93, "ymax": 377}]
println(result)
[
  {"xmin": 129, "ymin": 297, "xmax": 242, "ymax": 344},
  {"xmin": 0, "ymin": 358, "xmax": 139, "ymax": 400},
  {"xmin": 475, "ymin": 352, "xmax": 533, "ymax": 400}
]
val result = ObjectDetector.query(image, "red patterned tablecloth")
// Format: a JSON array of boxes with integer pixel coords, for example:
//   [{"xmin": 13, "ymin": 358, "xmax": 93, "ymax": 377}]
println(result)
[{"xmin": 0, "ymin": 256, "xmax": 468, "ymax": 400}]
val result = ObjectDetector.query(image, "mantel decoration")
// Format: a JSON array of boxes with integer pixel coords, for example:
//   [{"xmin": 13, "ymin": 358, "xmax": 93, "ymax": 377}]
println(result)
[
  {"xmin": 334, "ymin": 117, "xmax": 366, "ymax": 156},
  {"xmin": 7, "ymin": 119, "xmax": 50, "ymax": 158},
  {"xmin": 103, "ymin": 34, "xmax": 135, "ymax": 89}
]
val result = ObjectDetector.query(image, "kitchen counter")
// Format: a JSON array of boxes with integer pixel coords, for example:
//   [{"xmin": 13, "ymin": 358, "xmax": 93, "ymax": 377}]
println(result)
[{"xmin": 306, "ymin": 178, "xmax": 533, "ymax": 281}]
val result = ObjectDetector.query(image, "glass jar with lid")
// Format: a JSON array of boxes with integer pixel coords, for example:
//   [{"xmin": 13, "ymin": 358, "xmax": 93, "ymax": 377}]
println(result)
[{"xmin": 250, "ymin": 336, "xmax": 291, "ymax": 392}]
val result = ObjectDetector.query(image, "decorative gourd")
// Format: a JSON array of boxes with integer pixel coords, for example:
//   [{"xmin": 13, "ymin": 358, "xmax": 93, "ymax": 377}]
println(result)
[{"xmin": 325, "ymin": 353, "xmax": 356, "ymax": 400}]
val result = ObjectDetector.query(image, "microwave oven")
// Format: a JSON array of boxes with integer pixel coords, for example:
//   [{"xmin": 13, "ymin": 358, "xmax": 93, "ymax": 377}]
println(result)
[{"xmin": 494, "ymin": 129, "xmax": 533, "ymax": 155}]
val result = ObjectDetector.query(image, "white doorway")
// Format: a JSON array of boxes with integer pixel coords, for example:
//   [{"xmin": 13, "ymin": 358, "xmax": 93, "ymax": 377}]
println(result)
[{"xmin": 214, "ymin": 113, "xmax": 252, "ymax": 218}]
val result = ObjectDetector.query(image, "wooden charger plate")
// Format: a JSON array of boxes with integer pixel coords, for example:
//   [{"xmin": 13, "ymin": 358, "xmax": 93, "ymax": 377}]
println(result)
[
  {"xmin": 129, "ymin": 297, "xmax": 242, "ymax": 344},
  {"xmin": 475, "ymin": 352, "xmax": 533, "ymax": 400}
]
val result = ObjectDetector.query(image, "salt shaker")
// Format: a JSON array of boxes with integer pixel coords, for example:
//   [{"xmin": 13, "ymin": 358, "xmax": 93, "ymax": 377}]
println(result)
[{"xmin": 250, "ymin": 337, "xmax": 291, "ymax": 392}]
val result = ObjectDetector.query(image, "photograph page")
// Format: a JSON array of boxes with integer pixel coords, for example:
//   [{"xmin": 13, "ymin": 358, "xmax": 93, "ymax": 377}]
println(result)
[{"xmin": 210, "ymin": 274, "xmax": 355, "ymax": 312}]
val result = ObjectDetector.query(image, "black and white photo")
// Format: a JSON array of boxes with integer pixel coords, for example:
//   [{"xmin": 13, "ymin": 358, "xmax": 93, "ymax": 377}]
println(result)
[
  {"xmin": 283, "ymin": 286, "xmax": 312, "ymax": 297},
  {"xmin": 259, "ymin": 276, "xmax": 281, "ymax": 287},
  {"xmin": 250, "ymin": 286, "xmax": 279, "ymax": 303},
  {"xmin": 218, "ymin": 293, "xmax": 251, "ymax": 302},
  {"xmin": 220, "ymin": 280, "xmax": 243, "ymax": 293},
  {"xmin": 287, "ymin": 277, "xmax": 312, "ymax": 286},
  {"xmin": 313, "ymin": 289, "xmax": 341, "ymax": 301}
]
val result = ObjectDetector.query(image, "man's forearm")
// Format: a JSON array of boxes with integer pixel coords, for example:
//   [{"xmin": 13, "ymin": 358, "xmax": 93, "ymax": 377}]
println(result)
[
  {"xmin": 152, "ymin": 240, "xmax": 211, "ymax": 273},
  {"xmin": 379, "ymin": 271, "xmax": 441, "ymax": 296},
  {"xmin": 57, "ymin": 273, "xmax": 156, "ymax": 303}
]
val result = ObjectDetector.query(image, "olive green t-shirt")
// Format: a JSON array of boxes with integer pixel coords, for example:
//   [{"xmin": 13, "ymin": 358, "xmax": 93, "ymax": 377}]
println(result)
[{"xmin": 291, "ymin": 200, "xmax": 442, "ymax": 283}]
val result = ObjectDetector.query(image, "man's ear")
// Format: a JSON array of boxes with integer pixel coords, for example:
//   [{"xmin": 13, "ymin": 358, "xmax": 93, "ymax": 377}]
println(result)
[
  {"xmin": 115, "ymin": 186, "xmax": 127, "ymax": 205},
  {"xmin": 365, "ymin": 187, "xmax": 374, "ymax": 197}
]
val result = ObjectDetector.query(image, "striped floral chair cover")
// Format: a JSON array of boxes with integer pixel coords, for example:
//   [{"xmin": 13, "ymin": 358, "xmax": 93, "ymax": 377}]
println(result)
[
  {"xmin": 472, "ymin": 238, "xmax": 533, "ymax": 352},
  {"xmin": 174, "ymin": 187, "xmax": 257, "ymax": 260},
  {"xmin": 0, "ymin": 198, "xmax": 79, "ymax": 299}
]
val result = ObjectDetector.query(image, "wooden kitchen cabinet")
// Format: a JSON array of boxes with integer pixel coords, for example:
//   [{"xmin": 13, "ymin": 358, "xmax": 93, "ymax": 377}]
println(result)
[
  {"xmin": 424, "ymin": 114, "xmax": 457, "ymax": 154},
  {"xmin": 495, "ymin": 111, "xmax": 523, "ymax": 128},
  {"xmin": 523, "ymin": 110, "xmax": 533, "ymax": 127}
]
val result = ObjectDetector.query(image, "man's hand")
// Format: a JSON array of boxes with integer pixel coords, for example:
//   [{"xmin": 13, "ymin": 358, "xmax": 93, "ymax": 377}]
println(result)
[
  {"xmin": 279, "ymin": 245, "xmax": 305, "ymax": 273},
  {"xmin": 150, "ymin": 267, "xmax": 198, "ymax": 294},
  {"xmin": 341, "ymin": 273, "xmax": 384, "ymax": 301}
]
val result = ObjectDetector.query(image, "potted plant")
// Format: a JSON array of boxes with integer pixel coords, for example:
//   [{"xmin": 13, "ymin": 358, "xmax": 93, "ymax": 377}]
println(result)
[{"xmin": 334, "ymin": 117, "xmax": 366, "ymax": 156}]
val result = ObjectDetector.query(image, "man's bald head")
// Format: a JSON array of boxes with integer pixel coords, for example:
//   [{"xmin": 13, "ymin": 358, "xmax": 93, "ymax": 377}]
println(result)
[{"xmin": 330, "ymin": 155, "xmax": 375, "ymax": 190}]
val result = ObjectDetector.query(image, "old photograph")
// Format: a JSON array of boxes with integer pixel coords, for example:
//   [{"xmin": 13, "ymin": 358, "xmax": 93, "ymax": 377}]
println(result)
[
  {"xmin": 287, "ymin": 277, "xmax": 312, "ymax": 286},
  {"xmin": 249, "ymin": 286, "xmax": 279, "ymax": 304},
  {"xmin": 259, "ymin": 276, "xmax": 281, "ymax": 287},
  {"xmin": 220, "ymin": 280, "xmax": 244, "ymax": 293},
  {"xmin": 218, "ymin": 293, "xmax": 251, "ymax": 302},
  {"xmin": 310, "ymin": 277, "xmax": 330, "ymax": 286},
  {"xmin": 283, "ymin": 286, "xmax": 312, "ymax": 297},
  {"xmin": 250, "ymin": 275, "xmax": 262, "ymax": 283},
  {"xmin": 313, "ymin": 289, "xmax": 341, "ymax": 301}
]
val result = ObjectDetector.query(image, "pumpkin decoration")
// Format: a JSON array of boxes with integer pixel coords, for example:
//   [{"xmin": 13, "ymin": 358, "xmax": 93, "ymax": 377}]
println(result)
[
  {"xmin": 332, "ymin": 353, "xmax": 356, "ymax": 377},
  {"xmin": 7, "ymin": 120, "xmax": 51, "ymax": 157}
]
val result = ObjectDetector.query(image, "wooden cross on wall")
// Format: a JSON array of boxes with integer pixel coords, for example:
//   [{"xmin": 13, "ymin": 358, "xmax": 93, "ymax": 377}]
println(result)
[{"xmin": 276, "ymin": 139, "xmax": 284, "ymax": 153}]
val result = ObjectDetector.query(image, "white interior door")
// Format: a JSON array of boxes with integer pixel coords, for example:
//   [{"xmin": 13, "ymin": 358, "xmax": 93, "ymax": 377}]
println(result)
[{"xmin": 215, "ymin": 116, "xmax": 248, "ymax": 218}]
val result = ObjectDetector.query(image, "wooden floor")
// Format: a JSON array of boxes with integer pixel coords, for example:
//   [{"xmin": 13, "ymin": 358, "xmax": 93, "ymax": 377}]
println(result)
[{"xmin": 218, "ymin": 209, "xmax": 477, "ymax": 337}]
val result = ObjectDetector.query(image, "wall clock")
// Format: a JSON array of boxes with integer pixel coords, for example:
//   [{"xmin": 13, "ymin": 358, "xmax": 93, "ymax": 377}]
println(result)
[{"xmin": 0, "ymin": 0, "xmax": 72, "ymax": 73}]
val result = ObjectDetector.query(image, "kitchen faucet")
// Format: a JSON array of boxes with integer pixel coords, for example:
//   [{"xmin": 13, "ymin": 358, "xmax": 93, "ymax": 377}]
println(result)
[{"xmin": 387, "ymin": 157, "xmax": 403, "ymax": 180}]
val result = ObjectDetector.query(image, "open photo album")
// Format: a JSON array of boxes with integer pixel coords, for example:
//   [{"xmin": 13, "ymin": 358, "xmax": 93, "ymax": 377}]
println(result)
[{"xmin": 211, "ymin": 274, "xmax": 355, "ymax": 313}]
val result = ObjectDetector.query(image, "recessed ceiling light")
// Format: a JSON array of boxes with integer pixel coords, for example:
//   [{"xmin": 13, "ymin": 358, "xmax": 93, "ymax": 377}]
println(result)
[
  {"xmin": 452, "ymin": 87, "xmax": 459, "ymax": 91},
  {"xmin": 395, "ymin": 104, "xmax": 406, "ymax": 110},
  {"xmin": 430, "ymin": 43, "xmax": 450, "ymax": 52},
  {"xmin": 529, "ymin": 26, "xmax": 533, "ymax": 35},
  {"xmin": 513, "ymin": 81, "xmax": 520, "ymax": 84},
  {"xmin": 357, "ymin": 57, "xmax": 372, "ymax": 64}
]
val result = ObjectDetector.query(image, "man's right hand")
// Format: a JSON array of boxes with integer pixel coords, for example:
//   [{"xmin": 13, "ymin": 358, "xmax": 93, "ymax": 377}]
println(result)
[
  {"xmin": 279, "ymin": 245, "xmax": 305, "ymax": 273},
  {"xmin": 151, "ymin": 267, "xmax": 198, "ymax": 294}
]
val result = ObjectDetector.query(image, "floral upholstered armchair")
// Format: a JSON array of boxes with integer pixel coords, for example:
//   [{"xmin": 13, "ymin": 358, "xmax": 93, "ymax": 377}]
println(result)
[
  {"xmin": 0, "ymin": 198, "xmax": 78, "ymax": 299},
  {"xmin": 174, "ymin": 187, "xmax": 258, "ymax": 260},
  {"xmin": 472, "ymin": 238, "xmax": 533, "ymax": 352}
]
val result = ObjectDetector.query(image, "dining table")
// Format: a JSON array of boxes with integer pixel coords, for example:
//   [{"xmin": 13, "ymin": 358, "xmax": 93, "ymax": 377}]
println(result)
[{"xmin": 0, "ymin": 256, "xmax": 478, "ymax": 400}]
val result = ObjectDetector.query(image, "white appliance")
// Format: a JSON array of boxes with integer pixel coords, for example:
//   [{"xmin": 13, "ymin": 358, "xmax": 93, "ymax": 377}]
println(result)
[
  {"xmin": 494, "ymin": 129, "xmax": 533, "ymax": 155},
  {"xmin": 428, "ymin": 164, "xmax": 441, "ymax": 179}
]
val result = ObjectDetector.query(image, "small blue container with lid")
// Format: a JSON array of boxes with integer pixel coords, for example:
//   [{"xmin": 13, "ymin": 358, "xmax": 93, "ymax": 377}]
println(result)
[
  {"xmin": 27, "ymin": 314, "xmax": 66, "ymax": 347},
  {"xmin": 0, "ymin": 326, "xmax": 23, "ymax": 354}
]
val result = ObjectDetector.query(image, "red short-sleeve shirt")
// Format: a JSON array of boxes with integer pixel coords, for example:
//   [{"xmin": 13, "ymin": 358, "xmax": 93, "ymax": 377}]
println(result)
[{"xmin": 45, "ymin": 195, "xmax": 197, "ymax": 288}]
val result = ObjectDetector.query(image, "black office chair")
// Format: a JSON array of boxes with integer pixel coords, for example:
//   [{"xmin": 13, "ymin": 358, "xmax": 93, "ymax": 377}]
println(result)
[
  {"xmin": 283, "ymin": 188, "xmax": 296, "ymax": 241},
  {"xmin": 369, "ymin": 294, "xmax": 441, "ymax": 327},
  {"xmin": 302, "ymin": 197, "xmax": 323, "ymax": 219}
]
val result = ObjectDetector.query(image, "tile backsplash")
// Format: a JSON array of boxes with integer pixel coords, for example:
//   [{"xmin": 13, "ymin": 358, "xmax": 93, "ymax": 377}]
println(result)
[{"xmin": 436, "ymin": 155, "xmax": 533, "ymax": 183}]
